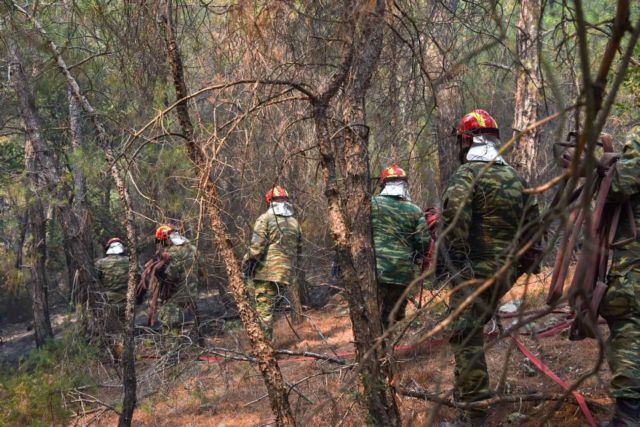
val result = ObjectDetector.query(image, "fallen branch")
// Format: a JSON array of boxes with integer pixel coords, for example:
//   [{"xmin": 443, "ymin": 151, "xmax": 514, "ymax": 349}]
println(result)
[
  {"xmin": 400, "ymin": 389, "xmax": 607, "ymax": 411},
  {"xmin": 275, "ymin": 349, "xmax": 348, "ymax": 365},
  {"xmin": 202, "ymin": 346, "xmax": 348, "ymax": 365}
]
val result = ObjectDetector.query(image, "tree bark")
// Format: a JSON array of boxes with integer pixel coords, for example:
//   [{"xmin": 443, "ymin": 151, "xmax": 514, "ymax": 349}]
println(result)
[
  {"xmin": 27, "ymin": 198, "xmax": 54, "ymax": 346},
  {"xmin": 341, "ymin": 1, "xmax": 401, "ymax": 424},
  {"xmin": 7, "ymin": 37, "xmax": 54, "ymax": 347},
  {"xmin": 7, "ymin": 33, "xmax": 99, "ymax": 333},
  {"xmin": 11, "ymin": 7, "xmax": 141, "ymax": 424},
  {"xmin": 14, "ymin": 205, "xmax": 29, "ymax": 270},
  {"xmin": 425, "ymin": 1, "xmax": 465, "ymax": 190},
  {"xmin": 161, "ymin": 2, "xmax": 295, "ymax": 425},
  {"xmin": 509, "ymin": 0, "xmax": 541, "ymax": 183},
  {"xmin": 313, "ymin": 2, "xmax": 400, "ymax": 424}
]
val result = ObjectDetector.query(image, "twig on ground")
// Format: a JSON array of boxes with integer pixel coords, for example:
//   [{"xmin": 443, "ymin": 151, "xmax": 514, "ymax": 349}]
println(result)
[{"xmin": 400, "ymin": 388, "xmax": 608, "ymax": 411}]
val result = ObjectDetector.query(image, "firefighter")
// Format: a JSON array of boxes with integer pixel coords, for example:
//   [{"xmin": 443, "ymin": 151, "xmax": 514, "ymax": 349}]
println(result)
[
  {"xmin": 440, "ymin": 109, "xmax": 541, "ymax": 424},
  {"xmin": 597, "ymin": 128, "xmax": 640, "ymax": 426},
  {"xmin": 147, "ymin": 225, "xmax": 200, "ymax": 333},
  {"xmin": 242, "ymin": 186, "xmax": 302, "ymax": 340},
  {"xmin": 95, "ymin": 237, "xmax": 129, "ymax": 331},
  {"xmin": 372, "ymin": 165, "xmax": 430, "ymax": 329}
]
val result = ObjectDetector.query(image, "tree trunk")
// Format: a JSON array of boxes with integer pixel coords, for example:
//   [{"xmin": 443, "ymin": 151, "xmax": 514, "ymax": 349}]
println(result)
[
  {"xmin": 13, "ymin": 9, "xmax": 141, "ymax": 424},
  {"xmin": 509, "ymin": 0, "xmax": 541, "ymax": 183},
  {"xmin": 341, "ymin": 1, "xmax": 400, "ymax": 424},
  {"xmin": 312, "ymin": 2, "xmax": 400, "ymax": 424},
  {"xmin": 8, "ymin": 37, "xmax": 54, "ymax": 347},
  {"xmin": 27, "ymin": 198, "xmax": 54, "ymax": 347},
  {"xmin": 63, "ymin": 84, "xmax": 95, "ymax": 300},
  {"xmin": 7, "ymin": 34, "xmax": 99, "ymax": 332},
  {"xmin": 288, "ymin": 277, "xmax": 304, "ymax": 325},
  {"xmin": 14, "ymin": 207, "xmax": 28, "ymax": 269},
  {"xmin": 433, "ymin": 78, "xmax": 464, "ymax": 189},
  {"xmin": 161, "ymin": 2, "xmax": 295, "ymax": 425},
  {"xmin": 424, "ymin": 1, "xmax": 465, "ymax": 190}
]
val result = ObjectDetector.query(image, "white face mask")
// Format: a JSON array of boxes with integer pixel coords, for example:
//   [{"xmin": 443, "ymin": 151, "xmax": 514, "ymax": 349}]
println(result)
[
  {"xmin": 380, "ymin": 180, "xmax": 412, "ymax": 201},
  {"xmin": 106, "ymin": 242, "xmax": 125, "ymax": 255},
  {"xmin": 169, "ymin": 231, "xmax": 188, "ymax": 246},
  {"xmin": 270, "ymin": 201, "xmax": 294, "ymax": 217},
  {"xmin": 466, "ymin": 135, "xmax": 508, "ymax": 165}
]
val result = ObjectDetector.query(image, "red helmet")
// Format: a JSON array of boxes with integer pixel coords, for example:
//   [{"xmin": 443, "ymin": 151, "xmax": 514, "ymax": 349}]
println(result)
[
  {"xmin": 105, "ymin": 237, "xmax": 123, "ymax": 249},
  {"xmin": 155, "ymin": 224, "xmax": 175, "ymax": 241},
  {"xmin": 265, "ymin": 186, "xmax": 289, "ymax": 204},
  {"xmin": 457, "ymin": 109, "xmax": 500, "ymax": 142},
  {"xmin": 379, "ymin": 164, "xmax": 407, "ymax": 186}
]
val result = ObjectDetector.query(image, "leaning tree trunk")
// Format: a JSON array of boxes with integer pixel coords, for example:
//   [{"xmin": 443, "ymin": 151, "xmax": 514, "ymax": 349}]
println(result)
[
  {"xmin": 8, "ymin": 37, "xmax": 54, "ymax": 347},
  {"xmin": 161, "ymin": 2, "xmax": 295, "ymax": 425},
  {"xmin": 10, "ymin": 6, "xmax": 142, "ymax": 424},
  {"xmin": 509, "ymin": 0, "xmax": 541, "ymax": 183},
  {"xmin": 8, "ymin": 32, "xmax": 100, "ymax": 333}
]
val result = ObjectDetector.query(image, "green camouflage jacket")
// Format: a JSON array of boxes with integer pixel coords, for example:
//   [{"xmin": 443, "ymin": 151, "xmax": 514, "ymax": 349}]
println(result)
[
  {"xmin": 372, "ymin": 195, "xmax": 430, "ymax": 285},
  {"xmin": 441, "ymin": 161, "xmax": 540, "ymax": 280},
  {"xmin": 95, "ymin": 255, "xmax": 129, "ymax": 305},
  {"xmin": 163, "ymin": 243, "xmax": 198, "ymax": 287},
  {"xmin": 245, "ymin": 209, "xmax": 302, "ymax": 285},
  {"xmin": 608, "ymin": 127, "xmax": 640, "ymax": 276}
]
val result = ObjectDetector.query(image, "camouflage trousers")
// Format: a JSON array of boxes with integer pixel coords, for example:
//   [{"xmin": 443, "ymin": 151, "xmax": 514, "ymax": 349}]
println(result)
[
  {"xmin": 448, "ymin": 277, "xmax": 512, "ymax": 405},
  {"xmin": 378, "ymin": 282, "xmax": 409, "ymax": 330},
  {"xmin": 600, "ymin": 269, "xmax": 640, "ymax": 400},
  {"xmin": 253, "ymin": 280, "xmax": 287, "ymax": 340},
  {"xmin": 158, "ymin": 281, "xmax": 199, "ymax": 333}
]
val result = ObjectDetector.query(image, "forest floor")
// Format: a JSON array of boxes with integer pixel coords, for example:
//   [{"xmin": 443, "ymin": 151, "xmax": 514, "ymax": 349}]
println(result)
[{"xmin": 1, "ymin": 271, "xmax": 616, "ymax": 426}]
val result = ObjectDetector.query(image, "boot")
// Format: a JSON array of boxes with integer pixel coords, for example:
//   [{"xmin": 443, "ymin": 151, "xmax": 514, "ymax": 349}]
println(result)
[{"xmin": 600, "ymin": 398, "xmax": 640, "ymax": 427}]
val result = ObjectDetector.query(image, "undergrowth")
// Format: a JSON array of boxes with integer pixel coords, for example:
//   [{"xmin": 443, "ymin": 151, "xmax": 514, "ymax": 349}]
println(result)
[{"xmin": 0, "ymin": 332, "xmax": 99, "ymax": 426}]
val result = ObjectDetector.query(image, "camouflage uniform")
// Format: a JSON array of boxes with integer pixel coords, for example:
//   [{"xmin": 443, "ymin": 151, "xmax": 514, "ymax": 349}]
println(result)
[
  {"xmin": 441, "ymin": 160, "xmax": 540, "ymax": 405},
  {"xmin": 95, "ymin": 254, "xmax": 129, "ymax": 333},
  {"xmin": 372, "ymin": 195, "xmax": 430, "ymax": 328},
  {"xmin": 599, "ymin": 128, "xmax": 640, "ymax": 403},
  {"xmin": 244, "ymin": 207, "xmax": 302, "ymax": 339},
  {"xmin": 157, "ymin": 243, "xmax": 199, "ymax": 329}
]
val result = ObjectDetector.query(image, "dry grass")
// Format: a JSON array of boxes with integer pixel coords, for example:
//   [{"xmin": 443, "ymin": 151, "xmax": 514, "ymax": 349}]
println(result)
[{"xmin": 89, "ymin": 272, "xmax": 614, "ymax": 426}]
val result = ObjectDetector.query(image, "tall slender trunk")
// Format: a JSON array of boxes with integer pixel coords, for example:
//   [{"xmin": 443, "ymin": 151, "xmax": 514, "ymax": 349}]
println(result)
[
  {"xmin": 7, "ymin": 34, "xmax": 99, "ymax": 333},
  {"xmin": 14, "ymin": 206, "xmax": 29, "ymax": 269},
  {"xmin": 424, "ymin": 1, "xmax": 464, "ymax": 190},
  {"xmin": 11, "ymin": 7, "xmax": 141, "ymax": 424},
  {"xmin": 8, "ymin": 37, "xmax": 54, "ymax": 347},
  {"xmin": 509, "ymin": 0, "xmax": 541, "ymax": 183},
  {"xmin": 314, "ymin": 1, "xmax": 400, "ymax": 424},
  {"xmin": 341, "ymin": 1, "xmax": 400, "ymax": 423},
  {"xmin": 161, "ymin": 2, "xmax": 295, "ymax": 425},
  {"xmin": 27, "ymin": 198, "xmax": 54, "ymax": 346}
]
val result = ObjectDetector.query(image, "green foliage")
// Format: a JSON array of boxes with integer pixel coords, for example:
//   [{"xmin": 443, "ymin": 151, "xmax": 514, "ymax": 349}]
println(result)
[
  {"xmin": 0, "ymin": 333, "xmax": 99, "ymax": 426},
  {"xmin": 0, "ymin": 138, "xmax": 24, "ymax": 179},
  {"xmin": 0, "ymin": 250, "xmax": 30, "ymax": 294}
]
